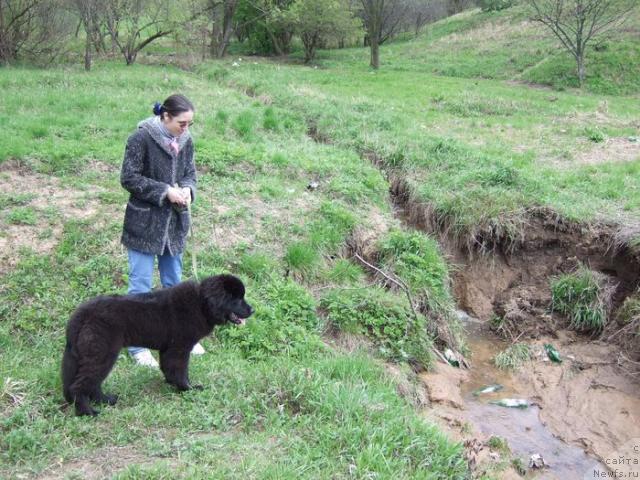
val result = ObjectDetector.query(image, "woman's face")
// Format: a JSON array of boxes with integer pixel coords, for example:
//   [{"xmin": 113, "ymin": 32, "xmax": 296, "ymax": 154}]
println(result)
[{"xmin": 163, "ymin": 110, "xmax": 194, "ymax": 137}]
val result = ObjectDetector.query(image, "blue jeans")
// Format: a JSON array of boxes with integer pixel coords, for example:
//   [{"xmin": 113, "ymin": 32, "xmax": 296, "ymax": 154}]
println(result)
[{"xmin": 127, "ymin": 248, "xmax": 182, "ymax": 355}]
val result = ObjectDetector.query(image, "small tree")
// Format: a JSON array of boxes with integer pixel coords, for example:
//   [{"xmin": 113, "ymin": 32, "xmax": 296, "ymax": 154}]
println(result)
[
  {"xmin": 359, "ymin": 0, "xmax": 409, "ymax": 69},
  {"xmin": 104, "ymin": 0, "xmax": 175, "ymax": 65},
  {"xmin": 209, "ymin": 0, "xmax": 240, "ymax": 58},
  {"xmin": 1, "ymin": 0, "xmax": 72, "ymax": 65},
  {"xmin": 71, "ymin": 0, "xmax": 104, "ymax": 70},
  {"xmin": 285, "ymin": 0, "xmax": 360, "ymax": 63},
  {"xmin": 526, "ymin": 0, "xmax": 636, "ymax": 87}
]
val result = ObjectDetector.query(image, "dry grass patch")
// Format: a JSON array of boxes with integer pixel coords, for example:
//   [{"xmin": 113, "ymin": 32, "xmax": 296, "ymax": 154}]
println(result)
[{"xmin": 0, "ymin": 163, "xmax": 115, "ymax": 274}]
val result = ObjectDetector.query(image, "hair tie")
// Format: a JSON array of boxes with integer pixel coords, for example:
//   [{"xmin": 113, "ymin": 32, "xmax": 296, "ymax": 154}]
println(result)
[{"xmin": 153, "ymin": 102, "xmax": 164, "ymax": 116}]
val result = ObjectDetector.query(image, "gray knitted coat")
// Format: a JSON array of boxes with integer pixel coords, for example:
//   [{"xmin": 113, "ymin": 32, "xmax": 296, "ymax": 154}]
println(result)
[{"xmin": 120, "ymin": 118, "xmax": 197, "ymax": 256}]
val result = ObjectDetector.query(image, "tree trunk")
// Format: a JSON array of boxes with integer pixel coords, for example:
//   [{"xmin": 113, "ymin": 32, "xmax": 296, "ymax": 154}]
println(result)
[
  {"xmin": 210, "ymin": 1, "xmax": 222, "ymax": 58},
  {"xmin": 216, "ymin": 25, "xmax": 234, "ymax": 58},
  {"xmin": 370, "ymin": 38, "xmax": 379, "ymax": 69},
  {"xmin": 266, "ymin": 27, "xmax": 284, "ymax": 56},
  {"xmin": 84, "ymin": 28, "xmax": 92, "ymax": 71},
  {"xmin": 577, "ymin": 54, "xmax": 585, "ymax": 87}
]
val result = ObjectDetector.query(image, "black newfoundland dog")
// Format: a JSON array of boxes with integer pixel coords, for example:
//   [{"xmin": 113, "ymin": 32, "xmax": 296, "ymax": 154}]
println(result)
[{"xmin": 62, "ymin": 274, "xmax": 253, "ymax": 416}]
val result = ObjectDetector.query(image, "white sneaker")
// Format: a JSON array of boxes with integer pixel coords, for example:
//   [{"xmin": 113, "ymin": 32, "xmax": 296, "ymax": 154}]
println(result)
[
  {"xmin": 191, "ymin": 342, "xmax": 206, "ymax": 355},
  {"xmin": 132, "ymin": 349, "xmax": 159, "ymax": 368}
]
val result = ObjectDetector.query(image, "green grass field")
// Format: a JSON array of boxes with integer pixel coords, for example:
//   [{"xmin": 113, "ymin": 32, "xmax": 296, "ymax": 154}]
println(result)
[
  {"xmin": 1, "ymin": 4, "xmax": 638, "ymax": 478},
  {"xmin": 0, "ymin": 62, "xmax": 467, "ymax": 478}
]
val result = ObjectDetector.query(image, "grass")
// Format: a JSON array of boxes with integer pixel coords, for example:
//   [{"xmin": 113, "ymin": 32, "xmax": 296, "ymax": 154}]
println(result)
[
  {"xmin": 551, "ymin": 266, "xmax": 612, "ymax": 332},
  {"xmin": 0, "ymin": 60, "xmax": 467, "ymax": 478},
  {"xmin": 209, "ymin": 46, "xmax": 640, "ymax": 247},
  {"xmin": 494, "ymin": 343, "xmax": 532, "ymax": 370}
]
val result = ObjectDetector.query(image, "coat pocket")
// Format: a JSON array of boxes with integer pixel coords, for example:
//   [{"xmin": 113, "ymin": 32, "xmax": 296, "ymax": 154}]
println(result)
[
  {"xmin": 178, "ymin": 209, "xmax": 191, "ymax": 234},
  {"xmin": 124, "ymin": 201, "xmax": 152, "ymax": 238}
]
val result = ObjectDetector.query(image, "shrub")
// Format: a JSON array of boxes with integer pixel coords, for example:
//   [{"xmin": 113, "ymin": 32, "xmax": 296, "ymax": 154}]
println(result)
[
  {"xmin": 551, "ymin": 267, "xmax": 611, "ymax": 332},
  {"xmin": 321, "ymin": 288, "xmax": 433, "ymax": 368},
  {"xmin": 217, "ymin": 279, "xmax": 322, "ymax": 360},
  {"xmin": 476, "ymin": 0, "xmax": 515, "ymax": 12}
]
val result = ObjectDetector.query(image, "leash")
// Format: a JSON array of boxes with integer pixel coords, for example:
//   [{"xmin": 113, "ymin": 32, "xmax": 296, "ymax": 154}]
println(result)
[
  {"xmin": 175, "ymin": 183, "xmax": 199, "ymax": 281},
  {"xmin": 187, "ymin": 199, "xmax": 199, "ymax": 281}
]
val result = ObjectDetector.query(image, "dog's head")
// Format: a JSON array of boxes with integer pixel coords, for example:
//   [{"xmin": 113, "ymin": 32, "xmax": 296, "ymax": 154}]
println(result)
[{"xmin": 200, "ymin": 274, "xmax": 253, "ymax": 326}]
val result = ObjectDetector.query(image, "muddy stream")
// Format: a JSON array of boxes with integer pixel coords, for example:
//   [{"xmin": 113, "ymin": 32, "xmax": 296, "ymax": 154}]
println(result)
[{"xmin": 420, "ymin": 311, "xmax": 640, "ymax": 479}]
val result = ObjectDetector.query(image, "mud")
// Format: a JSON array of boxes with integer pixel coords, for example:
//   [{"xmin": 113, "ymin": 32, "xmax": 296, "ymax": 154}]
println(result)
[{"xmin": 422, "ymin": 317, "xmax": 640, "ymax": 479}]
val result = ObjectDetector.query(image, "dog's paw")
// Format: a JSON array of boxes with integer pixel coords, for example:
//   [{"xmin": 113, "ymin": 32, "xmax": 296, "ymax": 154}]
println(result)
[
  {"xmin": 76, "ymin": 407, "xmax": 99, "ymax": 417},
  {"xmin": 190, "ymin": 384, "xmax": 204, "ymax": 391},
  {"xmin": 102, "ymin": 393, "xmax": 119, "ymax": 406}
]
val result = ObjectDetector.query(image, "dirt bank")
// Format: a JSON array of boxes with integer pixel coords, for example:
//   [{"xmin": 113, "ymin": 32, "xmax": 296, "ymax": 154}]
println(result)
[
  {"xmin": 421, "ymin": 319, "xmax": 640, "ymax": 479},
  {"xmin": 385, "ymin": 172, "xmax": 640, "ymax": 478},
  {"xmin": 307, "ymin": 124, "xmax": 640, "ymax": 477}
]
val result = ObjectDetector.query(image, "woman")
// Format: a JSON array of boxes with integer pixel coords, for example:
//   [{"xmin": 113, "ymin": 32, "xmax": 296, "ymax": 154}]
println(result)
[{"xmin": 120, "ymin": 93, "xmax": 204, "ymax": 367}]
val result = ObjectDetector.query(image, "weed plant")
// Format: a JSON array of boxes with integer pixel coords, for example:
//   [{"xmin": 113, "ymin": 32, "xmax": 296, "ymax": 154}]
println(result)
[
  {"xmin": 321, "ymin": 287, "xmax": 434, "ymax": 368},
  {"xmin": 494, "ymin": 342, "xmax": 532, "ymax": 370},
  {"xmin": 551, "ymin": 267, "xmax": 610, "ymax": 332}
]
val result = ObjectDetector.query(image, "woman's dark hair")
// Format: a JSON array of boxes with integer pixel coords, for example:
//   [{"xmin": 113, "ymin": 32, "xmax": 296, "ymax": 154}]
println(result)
[{"xmin": 153, "ymin": 94, "xmax": 195, "ymax": 117}]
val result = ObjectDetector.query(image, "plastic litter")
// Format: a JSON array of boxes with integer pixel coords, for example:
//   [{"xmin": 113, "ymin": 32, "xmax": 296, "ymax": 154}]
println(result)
[
  {"xmin": 490, "ymin": 398, "xmax": 529, "ymax": 409},
  {"xmin": 472, "ymin": 384, "xmax": 504, "ymax": 396},
  {"xmin": 444, "ymin": 348, "xmax": 460, "ymax": 368},
  {"xmin": 529, "ymin": 453, "xmax": 546, "ymax": 469}
]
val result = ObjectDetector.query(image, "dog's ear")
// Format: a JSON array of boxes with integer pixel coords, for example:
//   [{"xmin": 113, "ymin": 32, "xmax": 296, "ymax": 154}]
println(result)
[
  {"xmin": 200, "ymin": 276, "xmax": 229, "ymax": 322},
  {"xmin": 221, "ymin": 275, "xmax": 245, "ymax": 299}
]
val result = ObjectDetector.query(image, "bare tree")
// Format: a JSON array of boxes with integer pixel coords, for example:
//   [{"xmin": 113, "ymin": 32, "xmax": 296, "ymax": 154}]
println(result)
[
  {"xmin": 71, "ymin": 0, "xmax": 103, "ymax": 70},
  {"xmin": 359, "ymin": 0, "xmax": 409, "ymax": 69},
  {"xmin": 209, "ymin": 0, "xmax": 239, "ymax": 57},
  {"xmin": 0, "ymin": 0, "xmax": 37, "ymax": 63},
  {"xmin": 1, "ymin": 0, "xmax": 71, "ymax": 64},
  {"xmin": 405, "ymin": 0, "xmax": 439, "ymax": 36},
  {"xmin": 526, "ymin": 0, "xmax": 636, "ymax": 86},
  {"xmin": 104, "ymin": 0, "xmax": 175, "ymax": 65}
]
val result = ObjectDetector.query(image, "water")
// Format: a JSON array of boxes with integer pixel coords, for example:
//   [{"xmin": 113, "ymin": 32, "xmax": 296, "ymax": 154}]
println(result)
[{"xmin": 459, "ymin": 315, "xmax": 606, "ymax": 479}]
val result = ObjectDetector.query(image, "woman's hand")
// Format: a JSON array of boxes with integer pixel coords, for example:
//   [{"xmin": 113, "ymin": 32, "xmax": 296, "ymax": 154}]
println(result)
[
  {"xmin": 181, "ymin": 187, "xmax": 192, "ymax": 205},
  {"xmin": 167, "ymin": 186, "xmax": 188, "ymax": 206}
]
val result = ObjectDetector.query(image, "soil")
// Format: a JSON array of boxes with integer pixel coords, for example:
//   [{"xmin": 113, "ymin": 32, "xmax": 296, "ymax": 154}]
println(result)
[
  {"xmin": 573, "ymin": 136, "xmax": 640, "ymax": 167},
  {"xmin": 0, "ymin": 162, "xmax": 110, "ymax": 275},
  {"xmin": 389, "ymin": 175, "xmax": 640, "ymax": 343},
  {"xmin": 36, "ymin": 445, "xmax": 175, "ymax": 480}
]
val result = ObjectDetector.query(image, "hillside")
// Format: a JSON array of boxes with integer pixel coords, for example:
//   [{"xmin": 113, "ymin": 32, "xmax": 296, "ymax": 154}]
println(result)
[
  {"xmin": 1, "ymin": 5, "xmax": 639, "ymax": 479},
  {"xmin": 315, "ymin": 5, "xmax": 640, "ymax": 96}
]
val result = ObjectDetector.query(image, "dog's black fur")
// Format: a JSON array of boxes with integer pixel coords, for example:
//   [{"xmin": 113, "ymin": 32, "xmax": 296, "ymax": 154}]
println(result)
[{"xmin": 62, "ymin": 274, "xmax": 253, "ymax": 416}]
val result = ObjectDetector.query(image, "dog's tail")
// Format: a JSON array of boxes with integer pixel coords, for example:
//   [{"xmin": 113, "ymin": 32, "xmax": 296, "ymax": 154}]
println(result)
[{"xmin": 61, "ymin": 341, "xmax": 78, "ymax": 403}]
